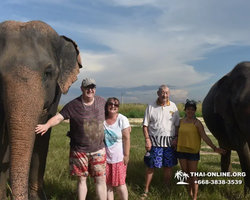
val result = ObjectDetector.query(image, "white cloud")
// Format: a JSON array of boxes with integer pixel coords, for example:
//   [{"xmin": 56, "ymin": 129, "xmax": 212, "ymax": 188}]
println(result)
[
  {"xmin": 2, "ymin": 0, "xmax": 250, "ymax": 103},
  {"xmin": 79, "ymin": 52, "xmax": 116, "ymax": 72},
  {"xmin": 170, "ymin": 89, "xmax": 188, "ymax": 103},
  {"xmin": 71, "ymin": 1, "xmax": 250, "ymax": 90},
  {"xmin": 72, "ymin": 25, "xmax": 214, "ymax": 88}
]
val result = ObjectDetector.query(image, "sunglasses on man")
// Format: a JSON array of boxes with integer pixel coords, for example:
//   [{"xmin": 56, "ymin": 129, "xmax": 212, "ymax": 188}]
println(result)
[{"xmin": 84, "ymin": 85, "xmax": 96, "ymax": 90}]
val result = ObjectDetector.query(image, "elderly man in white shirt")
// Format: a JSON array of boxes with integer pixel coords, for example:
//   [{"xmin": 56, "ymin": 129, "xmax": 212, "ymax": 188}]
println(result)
[{"xmin": 141, "ymin": 85, "xmax": 180, "ymax": 199}]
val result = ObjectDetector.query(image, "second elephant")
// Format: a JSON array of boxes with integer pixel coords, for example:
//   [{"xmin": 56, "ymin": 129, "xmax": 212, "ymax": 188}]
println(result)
[{"xmin": 202, "ymin": 61, "xmax": 250, "ymax": 194}]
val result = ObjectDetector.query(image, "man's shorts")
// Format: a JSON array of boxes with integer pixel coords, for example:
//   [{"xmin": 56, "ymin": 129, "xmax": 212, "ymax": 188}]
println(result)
[
  {"xmin": 106, "ymin": 161, "xmax": 127, "ymax": 187},
  {"xmin": 69, "ymin": 148, "xmax": 106, "ymax": 177},
  {"xmin": 176, "ymin": 151, "xmax": 200, "ymax": 161},
  {"xmin": 144, "ymin": 146, "xmax": 177, "ymax": 168}
]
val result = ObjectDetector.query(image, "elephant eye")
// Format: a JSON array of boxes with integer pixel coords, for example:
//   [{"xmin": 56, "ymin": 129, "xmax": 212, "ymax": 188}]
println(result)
[{"xmin": 43, "ymin": 64, "xmax": 53, "ymax": 79}]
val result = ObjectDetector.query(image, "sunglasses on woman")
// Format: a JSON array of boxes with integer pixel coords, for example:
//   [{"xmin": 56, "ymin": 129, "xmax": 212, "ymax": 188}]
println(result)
[{"xmin": 108, "ymin": 102, "xmax": 119, "ymax": 107}]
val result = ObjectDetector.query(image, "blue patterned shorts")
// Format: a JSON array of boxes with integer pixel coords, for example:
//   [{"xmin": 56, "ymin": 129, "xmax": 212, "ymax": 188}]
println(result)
[{"xmin": 144, "ymin": 146, "xmax": 177, "ymax": 168}]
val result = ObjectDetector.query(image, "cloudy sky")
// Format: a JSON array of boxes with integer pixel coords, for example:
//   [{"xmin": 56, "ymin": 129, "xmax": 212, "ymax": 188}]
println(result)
[{"xmin": 2, "ymin": 0, "xmax": 250, "ymax": 104}]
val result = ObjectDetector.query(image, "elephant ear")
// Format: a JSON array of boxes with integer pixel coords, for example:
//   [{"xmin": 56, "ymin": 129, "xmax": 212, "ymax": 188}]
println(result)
[
  {"xmin": 214, "ymin": 75, "xmax": 234, "ymax": 123},
  {"xmin": 57, "ymin": 36, "xmax": 82, "ymax": 94}
]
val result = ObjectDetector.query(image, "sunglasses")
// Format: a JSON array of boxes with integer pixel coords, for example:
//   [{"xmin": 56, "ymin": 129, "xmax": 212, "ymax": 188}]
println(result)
[
  {"xmin": 108, "ymin": 102, "xmax": 119, "ymax": 107},
  {"xmin": 84, "ymin": 85, "xmax": 96, "ymax": 90}
]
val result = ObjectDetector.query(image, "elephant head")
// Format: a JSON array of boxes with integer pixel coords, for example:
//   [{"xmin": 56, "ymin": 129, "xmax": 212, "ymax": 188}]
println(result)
[
  {"xmin": 214, "ymin": 62, "xmax": 250, "ymax": 138},
  {"xmin": 0, "ymin": 20, "xmax": 82, "ymax": 200}
]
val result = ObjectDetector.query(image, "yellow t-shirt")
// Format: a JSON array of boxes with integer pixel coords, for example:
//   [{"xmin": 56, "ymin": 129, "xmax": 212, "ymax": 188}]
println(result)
[{"xmin": 177, "ymin": 120, "xmax": 201, "ymax": 153}]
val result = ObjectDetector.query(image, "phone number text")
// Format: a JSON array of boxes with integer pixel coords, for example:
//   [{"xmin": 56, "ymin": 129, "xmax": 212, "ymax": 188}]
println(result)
[{"xmin": 194, "ymin": 180, "xmax": 243, "ymax": 185}]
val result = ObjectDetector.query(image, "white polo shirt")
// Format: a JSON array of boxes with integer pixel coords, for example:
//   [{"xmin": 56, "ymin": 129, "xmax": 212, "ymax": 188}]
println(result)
[{"xmin": 143, "ymin": 100, "xmax": 180, "ymax": 147}]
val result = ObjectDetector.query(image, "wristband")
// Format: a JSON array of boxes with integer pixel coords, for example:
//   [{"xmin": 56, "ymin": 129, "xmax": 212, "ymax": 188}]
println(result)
[{"xmin": 145, "ymin": 137, "xmax": 150, "ymax": 140}]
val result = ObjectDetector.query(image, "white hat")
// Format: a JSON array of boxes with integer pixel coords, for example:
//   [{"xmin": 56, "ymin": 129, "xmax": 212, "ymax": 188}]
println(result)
[{"xmin": 81, "ymin": 78, "xmax": 96, "ymax": 87}]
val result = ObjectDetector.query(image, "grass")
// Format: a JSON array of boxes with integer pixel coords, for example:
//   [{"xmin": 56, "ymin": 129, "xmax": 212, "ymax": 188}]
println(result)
[
  {"xmin": 40, "ymin": 123, "xmax": 248, "ymax": 200},
  {"xmin": 57, "ymin": 102, "xmax": 203, "ymax": 118},
  {"xmin": 118, "ymin": 104, "xmax": 147, "ymax": 118}
]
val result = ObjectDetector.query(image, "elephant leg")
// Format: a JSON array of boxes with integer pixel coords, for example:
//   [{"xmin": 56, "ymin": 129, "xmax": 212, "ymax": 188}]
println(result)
[
  {"xmin": 219, "ymin": 142, "xmax": 232, "ymax": 172},
  {"xmin": 29, "ymin": 132, "xmax": 51, "ymax": 200},
  {"xmin": 236, "ymin": 141, "xmax": 250, "ymax": 195},
  {"xmin": 221, "ymin": 151, "xmax": 232, "ymax": 172},
  {"xmin": 0, "ymin": 141, "xmax": 9, "ymax": 199},
  {"xmin": 29, "ymin": 92, "xmax": 60, "ymax": 200},
  {"xmin": 0, "ymin": 114, "xmax": 9, "ymax": 200}
]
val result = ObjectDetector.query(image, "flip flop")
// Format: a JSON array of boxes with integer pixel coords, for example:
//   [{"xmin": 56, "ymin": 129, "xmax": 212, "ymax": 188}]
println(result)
[{"xmin": 140, "ymin": 191, "xmax": 148, "ymax": 200}]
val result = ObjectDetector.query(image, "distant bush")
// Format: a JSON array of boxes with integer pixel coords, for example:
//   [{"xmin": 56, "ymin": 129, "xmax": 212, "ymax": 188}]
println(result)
[
  {"xmin": 57, "ymin": 103, "xmax": 147, "ymax": 118},
  {"xmin": 119, "ymin": 103, "xmax": 147, "ymax": 118},
  {"xmin": 57, "ymin": 102, "xmax": 203, "ymax": 118},
  {"xmin": 57, "ymin": 105, "xmax": 63, "ymax": 113},
  {"xmin": 177, "ymin": 102, "xmax": 202, "ymax": 118}
]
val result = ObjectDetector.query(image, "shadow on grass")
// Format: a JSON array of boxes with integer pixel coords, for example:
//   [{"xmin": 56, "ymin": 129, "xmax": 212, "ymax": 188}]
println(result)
[
  {"xmin": 44, "ymin": 176, "xmax": 77, "ymax": 200},
  {"xmin": 125, "ymin": 158, "xmax": 188, "ymax": 199},
  {"xmin": 126, "ymin": 159, "xmax": 145, "ymax": 189},
  {"xmin": 44, "ymin": 176, "xmax": 98, "ymax": 200},
  {"xmin": 126, "ymin": 158, "xmax": 247, "ymax": 200},
  {"xmin": 201, "ymin": 160, "xmax": 241, "ymax": 174},
  {"xmin": 42, "ymin": 160, "xmax": 247, "ymax": 200}
]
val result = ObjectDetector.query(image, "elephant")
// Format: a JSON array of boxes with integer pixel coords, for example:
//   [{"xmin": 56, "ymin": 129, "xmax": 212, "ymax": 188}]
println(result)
[
  {"xmin": 0, "ymin": 20, "xmax": 82, "ymax": 200},
  {"xmin": 202, "ymin": 61, "xmax": 250, "ymax": 194}
]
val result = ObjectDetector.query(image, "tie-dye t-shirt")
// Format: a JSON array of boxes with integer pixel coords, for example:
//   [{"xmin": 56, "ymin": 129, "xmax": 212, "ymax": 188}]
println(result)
[{"xmin": 104, "ymin": 114, "xmax": 130, "ymax": 163}]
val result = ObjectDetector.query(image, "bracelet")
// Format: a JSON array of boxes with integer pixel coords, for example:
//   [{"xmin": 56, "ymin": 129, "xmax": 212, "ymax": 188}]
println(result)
[
  {"xmin": 145, "ymin": 137, "xmax": 150, "ymax": 140},
  {"xmin": 213, "ymin": 146, "xmax": 216, "ymax": 151}
]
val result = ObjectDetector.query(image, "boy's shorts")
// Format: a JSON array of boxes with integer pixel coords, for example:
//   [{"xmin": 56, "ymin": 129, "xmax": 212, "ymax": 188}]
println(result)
[
  {"xmin": 144, "ymin": 146, "xmax": 177, "ymax": 168},
  {"xmin": 176, "ymin": 151, "xmax": 200, "ymax": 161},
  {"xmin": 106, "ymin": 161, "xmax": 127, "ymax": 187},
  {"xmin": 69, "ymin": 148, "xmax": 106, "ymax": 177}
]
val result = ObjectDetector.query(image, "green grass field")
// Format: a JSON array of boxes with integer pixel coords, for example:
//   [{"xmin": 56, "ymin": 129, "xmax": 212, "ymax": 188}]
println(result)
[
  {"xmin": 41, "ymin": 123, "xmax": 249, "ymax": 200},
  {"xmin": 57, "ymin": 102, "xmax": 203, "ymax": 118}
]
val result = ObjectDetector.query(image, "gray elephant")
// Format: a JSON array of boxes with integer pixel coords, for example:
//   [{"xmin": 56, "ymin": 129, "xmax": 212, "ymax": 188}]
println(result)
[
  {"xmin": 202, "ymin": 61, "xmax": 250, "ymax": 194},
  {"xmin": 0, "ymin": 20, "xmax": 82, "ymax": 200}
]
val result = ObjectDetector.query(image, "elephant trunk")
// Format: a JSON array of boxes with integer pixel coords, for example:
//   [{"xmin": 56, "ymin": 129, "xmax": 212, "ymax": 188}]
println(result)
[{"xmin": 3, "ymin": 68, "xmax": 44, "ymax": 200}]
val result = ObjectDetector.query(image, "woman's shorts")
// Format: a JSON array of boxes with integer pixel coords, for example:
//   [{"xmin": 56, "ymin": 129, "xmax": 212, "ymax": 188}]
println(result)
[
  {"xmin": 176, "ymin": 151, "xmax": 200, "ymax": 161},
  {"xmin": 69, "ymin": 148, "xmax": 106, "ymax": 177},
  {"xmin": 144, "ymin": 146, "xmax": 177, "ymax": 168},
  {"xmin": 106, "ymin": 161, "xmax": 127, "ymax": 187}
]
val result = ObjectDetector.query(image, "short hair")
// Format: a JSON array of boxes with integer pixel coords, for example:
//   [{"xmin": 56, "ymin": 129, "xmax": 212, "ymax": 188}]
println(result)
[
  {"xmin": 158, "ymin": 85, "xmax": 169, "ymax": 93},
  {"xmin": 184, "ymin": 99, "xmax": 197, "ymax": 111},
  {"xmin": 105, "ymin": 97, "xmax": 120, "ymax": 117}
]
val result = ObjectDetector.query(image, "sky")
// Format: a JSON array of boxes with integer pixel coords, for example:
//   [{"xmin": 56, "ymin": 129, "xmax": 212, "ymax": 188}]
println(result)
[{"xmin": 1, "ymin": 0, "xmax": 250, "ymax": 104}]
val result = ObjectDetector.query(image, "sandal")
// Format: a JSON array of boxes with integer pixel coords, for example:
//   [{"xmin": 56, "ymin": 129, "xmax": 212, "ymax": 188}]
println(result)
[{"xmin": 140, "ymin": 191, "xmax": 148, "ymax": 200}]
